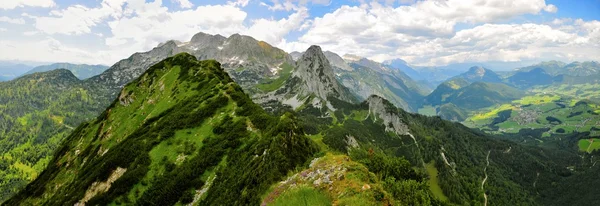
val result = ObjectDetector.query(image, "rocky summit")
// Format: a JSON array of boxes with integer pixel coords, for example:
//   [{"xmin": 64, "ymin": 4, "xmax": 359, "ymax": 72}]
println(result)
[{"xmin": 259, "ymin": 45, "xmax": 356, "ymax": 110}]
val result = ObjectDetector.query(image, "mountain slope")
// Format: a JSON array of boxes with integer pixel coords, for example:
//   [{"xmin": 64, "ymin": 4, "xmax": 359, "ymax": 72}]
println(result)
[
  {"xmin": 329, "ymin": 53, "xmax": 427, "ymax": 112},
  {"xmin": 5, "ymin": 53, "xmax": 318, "ymax": 205},
  {"xmin": 0, "ymin": 70, "xmax": 109, "ymax": 201},
  {"xmin": 508, "ymin": 67, "xmax": 553, "ymax": 88},
  {"xmin": 305, "ymin": 95, "xmax": 584, "ymax": 205},
  {"xmin": 23, "ymin": 63, "xmax": 108, "ymax": 80},
  {"xmin": 445, "ymin": 82, "xmax": 525, "ymax": 110}
]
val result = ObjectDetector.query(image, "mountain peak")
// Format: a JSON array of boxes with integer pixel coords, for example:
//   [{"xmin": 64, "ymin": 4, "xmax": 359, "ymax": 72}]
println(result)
[
  {"xmin": 467, "ymin": 66, "xmax": 486, "ymax": 75},
  {"xmin": 460, "ymin": 66, "xmax": 501, "ymax": 83},
  {"xmin": 304, "ymin": 45, "xmax": 324, "ymax": 57},
  {"xmin": 264, "ymin": 45, "xmax": 356, "ymax": 109}
]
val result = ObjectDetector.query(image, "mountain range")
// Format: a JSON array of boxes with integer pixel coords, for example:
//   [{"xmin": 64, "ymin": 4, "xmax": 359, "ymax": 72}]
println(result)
[
  {"xmin": 22, "ymin": 63, "xmax": 109, "ymax": 80},
  {"xmin": 1, "ymin": 31, "xmax": 600, "ymax": 205}
]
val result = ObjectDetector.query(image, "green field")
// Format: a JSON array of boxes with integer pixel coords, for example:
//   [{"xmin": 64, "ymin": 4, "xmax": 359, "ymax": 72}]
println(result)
[
  {"xmin": 578, "ymin": 138, "xmax": 600, "ymax": 153},
  {"xmin": 269, "ymin": 186, "xmax": 331, "ymax": 206},
  {"xmin": 426, "ymin": 162, "xmax": 448, "ymax": 202},
  {"xmin": 464, "ymin": 93, "xmax": 600, "ymax": 137},
  {"xmin": 257, "ymin": 63, "xmax": 294, "ymax": 92},
  {"xmin": 418, "ymin": 105, "xmax": 437, "ymax": 116}
]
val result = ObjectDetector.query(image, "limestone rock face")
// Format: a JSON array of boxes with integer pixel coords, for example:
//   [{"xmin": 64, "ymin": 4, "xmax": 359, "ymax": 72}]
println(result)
[
  {"xmin": 324, "ymin": 51, "xmax": 353, "ymax": 71},
  {"xmin": 289, "ymin": 45, "xmax": 355, "ymax": 102},
  {"xmin": 366, "ymin": 95, "xmax": 410, "ymax": 135}
]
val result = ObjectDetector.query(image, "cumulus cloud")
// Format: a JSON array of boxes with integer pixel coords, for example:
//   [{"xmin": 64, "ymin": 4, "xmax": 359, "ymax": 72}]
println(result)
[
  {"xmin": 1, "ymin": 0, "xmax": 597, "ymax": 67},
  {"xmin": 0, "ymin": 16, "xmax": 26, "ymax": 24},
  {"xmin": 544, "ymin": 4, "xmax": 558, "ymax": 13},
  {"xmin": 106, "ymin": 4, "xmax": 248, "ymax": 51},
  {"xmin": 23, "ymin": 31, "xmax": 38, "ymax": 36},
  {"xmin": 1, "ymin": 0, "xmax": 309, "ymax": 64},
  {"xmin": 0, "ymin": 0, "xmax": 55, "ymax": 10},
  {"xmin": 286, "ymin": 0, "xmax": 598, "ymax": 65},
  {"xmin": 228, "ymin": 0, "xmax": 250, "ymax": 7},
  {"xmin": 27, "ymin": 0, "xmax": 127, "ymax": 35},
  {"xmin": 172, "ymin": 0, "xmax": 193, "ymax": 9},
  {"xmin": 260, "ymin": 0, "xmax": 330, "ymax": 11},
  {"xmin": 245, "ymin": 8, "xmax": 310, "ymax": 45}
]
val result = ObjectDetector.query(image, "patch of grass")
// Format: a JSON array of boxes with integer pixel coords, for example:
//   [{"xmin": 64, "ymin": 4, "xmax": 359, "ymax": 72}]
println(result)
[
  {"xmin": 469, "ymin": 104, "xmax": 515, "ymax": 121},
  {"xmin": 513, "ymin": 94, "xmax": 560, "ymax": 105},
  {"xmin": 269, "ymin": 186, "xmax": 331, "ymax": 206},
  {"xmin": 425, "ymin": 161, "xmax": 448, "ymax": 202},
  {"xmin": 257, "ymin": 63, "xmax": 294, "ymax": 92},
  {"xmin": 418, "ymin": 105, "xmax": 437, "ymax": 116},
  {"xmin": 13, "ymin": 162, "xmax": 37, "ymax": 180},
  {"xmin": 578, "ymin": 138, "xmax": 600, "ymax": 153}
]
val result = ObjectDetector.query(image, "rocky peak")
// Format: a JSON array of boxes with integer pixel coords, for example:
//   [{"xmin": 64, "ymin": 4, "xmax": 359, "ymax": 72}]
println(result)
[
  {"xmin": 292, "ymin": 45, "xmax": 353, "ymax": 102},
  {"xmin": 365, "ymin": 95, "xmax": 410, "ymax": 135},
  {"xmin": 324, "ymin": 51, "xmax": 353, "ymax": 71}
]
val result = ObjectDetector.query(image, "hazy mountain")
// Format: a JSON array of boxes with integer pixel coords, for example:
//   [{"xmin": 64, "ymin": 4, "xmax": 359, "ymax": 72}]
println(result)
[
  {"xmin": 323, "ymin": 51, "xmax": 353, "ymax": 71},
  {"xmin": 22, "ymin": 63, "xmax": 109, "ymax": 79},
  {"xmin": 456, "ymin": 66, "xmax": 503, "ymax": 84},
  {"xmin": 444, "ymin": 82, "xmax": 525, "ymax": 110},
  {"xmin": 334, "ymin": 53, "xmax": 428, "ymax": 111},
  {"xmin": 383, "ymin": 58, "xmax": 423, "ymax": 80},
  {"xmin": 515, "ymin": 61, "xmax": 600, "ymax": 76},
  {"xmin": 0, "ymin": 63, "xmax": 33, "ymax": 81},
  {"xmin": 425, "ymin": 79, "xmax": 525, "ymax": 121},
  {"xmin": 508, "ymin": 67, "xmax": 554, "ymax": 88},
  {"xmin": 289, "ymin": 51, "xmax": 303, "ymax": 61}
]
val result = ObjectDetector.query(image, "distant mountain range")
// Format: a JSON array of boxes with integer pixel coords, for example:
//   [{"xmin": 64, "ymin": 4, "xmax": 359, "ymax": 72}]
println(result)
[
  {"xmin": 0, "ymin": 63, "xmax": 33, "ymax": 81},
  {"xmin": 22, "ymin": 63, "xmax": 108, "ymax": 80}
]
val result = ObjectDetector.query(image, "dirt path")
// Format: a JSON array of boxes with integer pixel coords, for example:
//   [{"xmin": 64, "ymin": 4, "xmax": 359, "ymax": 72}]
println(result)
[
  {"xmin": 482, "ymin": 150, "xmax": 490, "ymax": 206},
  {"xmin": 587, "ymin": 139, "xmax": 594, "ymax": 153}
]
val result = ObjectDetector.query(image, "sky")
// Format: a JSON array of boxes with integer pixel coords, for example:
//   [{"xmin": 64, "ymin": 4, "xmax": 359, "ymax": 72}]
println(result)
[{"xmin": 0, "ymin": 0, "xmax": 599, "ymax": 67}]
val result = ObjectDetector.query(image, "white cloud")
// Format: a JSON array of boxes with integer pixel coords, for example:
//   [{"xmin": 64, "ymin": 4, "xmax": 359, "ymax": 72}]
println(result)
[
  {"xmin": 261, "ymin": 0, "xmax": 330, "ymax": 11},
  {"xmin": 245, "ymin": 8, "xmax": 309, "ymax": 45},
  {"xmin": 0, "ymin": 38, "xmax": 113, "ymax": 64},
  {"xmin": 106, "ymin": 4, "xmax": 248, "ymax": 51},
  {"xmin": 29, "ymin": 0, "xmax": 127, "ymax": 35},
  {"xmin": 1, "ymin": 0, "xmax": 311, "ymax": 65},
  {"xmin": 0, "ymin": 16, "xmax": 25, "ymax": 24},
  {"xmin": 0, "ymin": 0, "xmax": 55, "ymax": 10},
  {"xmin": 286, "ymin": 0, "xmax": 592, "ymax": 65},
  {"xmin": 544, "ymin": 4, "xmax": 558, "ymax": 13},
  {"xmin": 172, "ymin": 0, "xmax": 193, "ymax": 9},
  {"xmin": 23, "ymin": 31, "xmax": 38, "ymax": 36},
  {"xmin": 0, "ymin": 28, "xmax": 7, "ymax": 32},
  {"xmin": 228, "ymin": 0, "xmax": 250, "ymax": 7}
]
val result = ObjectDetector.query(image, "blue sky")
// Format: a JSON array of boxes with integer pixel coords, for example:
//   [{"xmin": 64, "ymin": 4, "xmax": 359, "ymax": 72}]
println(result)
[{"xmin": 0, "ymin": 0, "xmax": 599, "ymax": 67}]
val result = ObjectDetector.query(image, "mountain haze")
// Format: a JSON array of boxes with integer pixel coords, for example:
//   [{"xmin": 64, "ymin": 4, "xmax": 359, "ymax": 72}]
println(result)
[{"xmin": 23, "ymin": 63, "xmax": 109, "ymax": 80}]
